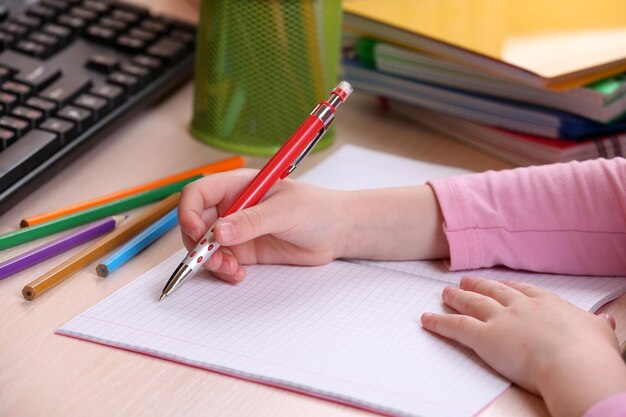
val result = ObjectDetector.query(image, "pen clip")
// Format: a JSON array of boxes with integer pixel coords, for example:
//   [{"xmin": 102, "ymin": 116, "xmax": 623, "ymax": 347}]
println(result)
[{"xmin": 281, "ymin": 127, "xmax": 326, "ymax": 179}]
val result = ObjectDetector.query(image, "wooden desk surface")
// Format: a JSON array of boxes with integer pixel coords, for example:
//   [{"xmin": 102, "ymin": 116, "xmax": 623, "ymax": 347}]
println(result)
[{"xmin": 2, "ymin": 2, "xmax": 625, "ymax": 416}]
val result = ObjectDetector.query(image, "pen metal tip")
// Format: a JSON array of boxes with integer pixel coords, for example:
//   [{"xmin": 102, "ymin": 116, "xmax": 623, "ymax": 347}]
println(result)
[{"xmin": 159, "ymin": 293, "xmax": 167, "ymax": 301}]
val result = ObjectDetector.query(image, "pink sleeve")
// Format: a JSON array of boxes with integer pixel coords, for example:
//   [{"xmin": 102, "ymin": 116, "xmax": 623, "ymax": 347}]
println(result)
[
  {"xmin": 583, "ymin": 392, "xmax": 626, "ymax": 417},
  {"xmin": 428, "ymin": 158, "xmax": 626, "ymax": 276}
]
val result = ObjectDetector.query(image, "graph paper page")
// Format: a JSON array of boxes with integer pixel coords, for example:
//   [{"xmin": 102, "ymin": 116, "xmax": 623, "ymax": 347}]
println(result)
[
  {"xmin": 59, "ymin": 250, "xmax": 626, "ymax": 417},
  {"xmin": 60, "ymin": 250, "xmax": 509, "ymax": 417}
]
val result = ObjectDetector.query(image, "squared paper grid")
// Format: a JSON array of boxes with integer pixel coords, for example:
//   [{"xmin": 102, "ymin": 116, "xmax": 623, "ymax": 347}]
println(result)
[
  {"xmin": 59, "ymin": 251, "xmax": 626, "ymax": 417},
  {"xmin": 61, "ymin": 251, "xmax": 510, "ymax": 417}
]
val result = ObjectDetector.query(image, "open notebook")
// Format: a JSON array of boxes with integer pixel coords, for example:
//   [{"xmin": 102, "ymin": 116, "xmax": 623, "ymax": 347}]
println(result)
[{"xmin": 58, "ymin": 146, "xmax": 626, "ymax": 417}]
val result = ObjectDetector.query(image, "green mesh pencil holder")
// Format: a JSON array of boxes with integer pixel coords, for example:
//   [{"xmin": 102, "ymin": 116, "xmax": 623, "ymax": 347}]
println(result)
[{"xmin": 191, "ymin": 0, "xmax": 342, "ymax": 156}]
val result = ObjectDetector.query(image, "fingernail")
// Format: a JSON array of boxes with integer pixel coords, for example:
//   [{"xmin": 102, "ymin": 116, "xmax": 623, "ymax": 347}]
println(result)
[
  {"xmin": 217, "ymin": 220, "xmax": 237, "ymax": 243},
  {"xmin": 235, "ymin": 268, "xmax": 245, "ymax": 282},
  {"xmin": 421, "ymin": 313, "xmax": 433, "ymax": 324}
]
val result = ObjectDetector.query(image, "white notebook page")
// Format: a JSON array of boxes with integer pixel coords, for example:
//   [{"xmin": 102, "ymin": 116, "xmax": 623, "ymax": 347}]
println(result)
[{"xmin": 58, "ymin": 145, "xmax": 626, "ymax": 417}]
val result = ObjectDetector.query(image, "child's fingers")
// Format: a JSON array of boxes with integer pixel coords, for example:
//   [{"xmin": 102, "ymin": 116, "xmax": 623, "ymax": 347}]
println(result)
[
  {"xmin": 206, "ymin": 248, "xmax": 244, "ymax": 283},
  {"xmin": 500, "ymin": 280, "xmax": 552, "ymax": 298},
  {"xmin": 421, "ymin": 312, "xmax": 483, "ymax": 349},
  {"xmin": 181, "ymin": 229, "xmax": 196, "ymax": 251},
  {"xmin": 212, "ymin": 265, "xmax": 246, "ymax": 283},
  {"xmin": 460, "ymin": 276, "xmax": 522, "ymax": 306},
  {"xmin": 442, "ymin": 286, "xmax": 502, "ymax": 321},
  {"xmin": 179, "ymin": 170, "xmax": 257, "ymax": 240}
]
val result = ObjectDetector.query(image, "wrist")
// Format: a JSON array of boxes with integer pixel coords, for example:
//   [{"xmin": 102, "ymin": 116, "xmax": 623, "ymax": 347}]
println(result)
[
  {"xmin": 333, "ymin": 190, "xmax": 369, "ymax": 259},
  {"xmin": 333, "ymin": 186, "xmax": 449, "ymax": 261},
  {"xmin": 535, "ymin": 344, "xmax": 626, "ymax": 417}
]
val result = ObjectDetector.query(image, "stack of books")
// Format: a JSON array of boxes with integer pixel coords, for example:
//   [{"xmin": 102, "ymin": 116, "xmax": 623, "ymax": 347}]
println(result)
[{"xmin": 342, "ymin": 0, "xmax": 626, "ymax": 165}]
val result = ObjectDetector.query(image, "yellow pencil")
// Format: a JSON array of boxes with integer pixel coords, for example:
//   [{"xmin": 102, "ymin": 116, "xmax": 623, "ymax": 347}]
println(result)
[{"xmin": 22, "ymin": 193, "xmax": 180, "ymax": 301}]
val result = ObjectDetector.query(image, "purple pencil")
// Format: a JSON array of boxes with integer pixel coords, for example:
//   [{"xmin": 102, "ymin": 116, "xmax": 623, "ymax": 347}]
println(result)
[{"xmin": 0, "ymin": 216, "xmax": 126, "ymax": 280}]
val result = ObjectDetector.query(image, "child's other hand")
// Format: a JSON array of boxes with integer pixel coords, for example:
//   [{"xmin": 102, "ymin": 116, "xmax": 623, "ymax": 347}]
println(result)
[
  {"xmin": 178, "ymin": 169, "xmax": 346, "ymax": 283},
  {"xmin": 421, "ymin": 277, "xmax": 626, "ymax": 417}
]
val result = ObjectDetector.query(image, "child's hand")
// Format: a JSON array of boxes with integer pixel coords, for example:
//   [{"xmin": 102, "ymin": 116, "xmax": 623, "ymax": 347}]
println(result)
[
  {"xmin": 178, "ymin": 169, "xmax": 347, "ymax": 283},
  {"xmin": 421, "ymin": 277, "xmax": 626, "ymax": 417}
]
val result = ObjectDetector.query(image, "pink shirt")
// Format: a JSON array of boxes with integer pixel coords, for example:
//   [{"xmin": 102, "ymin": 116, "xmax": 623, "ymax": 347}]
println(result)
[
  {"xmin": 429, "ymin": 157, "xmax": 626, "ymax": 276},
  {"xmin": 429, "ymin": 157, "xmax": 626, "ymax": 416}
]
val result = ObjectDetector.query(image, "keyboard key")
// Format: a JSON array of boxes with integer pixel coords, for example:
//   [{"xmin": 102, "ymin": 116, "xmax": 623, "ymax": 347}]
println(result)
[
  {"xmin": 57, "ymin": 104, "xmax": 92, "ymax": 130},
  {"xmin": 11, "ymin": 106, "xmax": 44, "ymax": 127},
  {"xmin": 42, "ymin": 23, "xmax": 73, "ymax": 43},
  {"xmin": 1, "ymin": 22, "xmax": 28, "ymax": 40},
  {"xmin": 85, "ymin": 24, "xmax": 116, "ymax": 44},
  {"xmin": 10, "ymin": 60, "xmax": 61, "ymax": 92},
  {"xmin": 39, "ymin": 75, "xmax": 91, "ymax": 106},
  {"xmin": 139, "ymin": 19, "xmax": 167, "ymax": 34},
  {"xmin": 170, "ymin": 29, "xmax": 194, "ymax": 45},
  {"xmin": 81, "ymin": 1, "xmax": 111, "ymax": 15},
  {"xmin": 86, "ymin": 54, "xmax": 118, "ymax": 73},
  {"xmin": 69, "ymin": 6, "xmax": 97, "ymax": 22},
  {"xmin": 39, "ymin": 117, "xmax": 75, "ymax": 144},
  {"xmin": 29, "ymin": 31, "xmax": 60, "ymax": 50},
  {"xmin": 0, "ymin": 92, "xmax": 17, "ymax": 111},
  {"xmin": 108, "ymin": 71, "xmax": 138, "ymax": 93},
  {"xmin": 26, "ymin": 97, "xmax": 57, "ymax": 117},
  {"xmin": 74, "ymin": 93, "xmax": 107, "ymax": 118},
  {"xmin": 0, "ymin": 115, "xmax": 29, "ymax": 137},
  {"xmin": 119, "ymin": 63, "xmax": 150, "ymax": 84},
  {"xmin": 90, "ymin": 83, "xmax": 123, "ymax": 107},
  {"xmin": 14, "ymin": 39, "xmax": 47, "ymax": 58},
  {"xmin": 14, "ymin": 15, "xmax": 42, "ymax": 30},
  {"xmin": 112, "ymin": 2, "xmax": 149, "ymax": 18},
  {"xmin": 0, "ymin": 129, "xmax": 61, "ymax": 193},
  {"xmin": 127, "ymin": 28, "xmax": 156, "ymax": 43},
  {"xmin": 115, "ymin": 35, "xmax": 144, "ymax": 53},
  {"xmin": 147, "ymin": 37, "xmax": 185, "ymax": 63},
  {"xmin": 27, "ymin": 4, "xmax": 57, "ymax": 21},
  {"xmin": 0, "ymin": 127, "xmax": 16, "ymax": 150},
  {"xmin": 57, "ymin": 14, "xmax": 87, "ymax": 32},
  {"xmin": 131, "ymin": 54, "xmax": 162, "ymax": 72},
  {"xmin": 2, "ymin": 81, "xmax": 31, "ymax": 101},
  {"xmin": 99, "ymin": 17, "xmax": 126, "ymax": 32},
  {"xmin": 41, "ymin": 0, "xmax": 71, "ymax": 12},
  {"xmin": 110, "ymin": 9, "xmax": 140, "ymax": 24}
]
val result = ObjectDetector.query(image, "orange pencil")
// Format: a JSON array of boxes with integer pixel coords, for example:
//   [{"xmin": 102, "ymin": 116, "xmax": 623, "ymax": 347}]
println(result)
[{"xmin": 20, "ymin": 156, "xmax": 244, "ymax": 228}]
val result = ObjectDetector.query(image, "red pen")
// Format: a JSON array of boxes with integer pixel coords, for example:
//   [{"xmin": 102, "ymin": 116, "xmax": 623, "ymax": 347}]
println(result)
[{"xmin": 160, "ymin": 81, "xmax": 353, "ymax": 300}]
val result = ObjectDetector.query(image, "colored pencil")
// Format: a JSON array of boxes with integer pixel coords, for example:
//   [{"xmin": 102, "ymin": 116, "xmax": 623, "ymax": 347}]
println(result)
[
  {"xmin": 0, "ymin": 216, "xmax": 125, "ymax": 280},
  {"xmin": 96, "ymin": 208, "xmax": 178, "ymax": 277},
  {"xmin": 0, "ymin": 176, "xmax": 198, "ymax": 251},
  {"xmin": 20, "ymin": 156, "xmax": 244, "ymax": 227},
  {"xmin": 22, "ymin": 194, "xmax": 180, "ymax": 301}
]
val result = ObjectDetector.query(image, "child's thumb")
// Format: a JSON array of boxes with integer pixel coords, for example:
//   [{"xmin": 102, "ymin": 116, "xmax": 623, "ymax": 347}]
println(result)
[{"xmin": 213, "ymin": 206, "xmax": 280, "ymax": 246}]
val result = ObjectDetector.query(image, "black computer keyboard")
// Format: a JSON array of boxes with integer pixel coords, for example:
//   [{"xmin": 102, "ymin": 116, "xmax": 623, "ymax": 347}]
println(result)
[{"xmin": 0, "ymin": 0, "xmax": 195, "ymax": 213}]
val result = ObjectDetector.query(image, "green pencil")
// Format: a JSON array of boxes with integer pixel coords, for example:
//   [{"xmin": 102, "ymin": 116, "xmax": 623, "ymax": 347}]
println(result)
[{"xmin": 0, "ymin": 176, "xmax": 200, "ymax": 251}]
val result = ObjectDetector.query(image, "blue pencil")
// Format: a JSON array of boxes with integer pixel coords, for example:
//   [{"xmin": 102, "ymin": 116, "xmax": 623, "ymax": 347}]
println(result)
[{"xmin": 96, "ymin": 208, "xmax": 178, "ymax": 277}]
